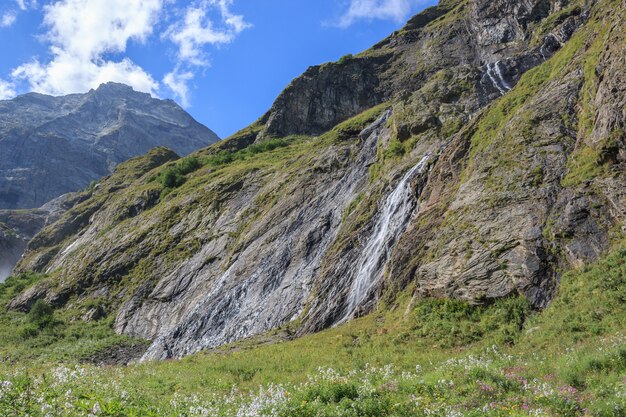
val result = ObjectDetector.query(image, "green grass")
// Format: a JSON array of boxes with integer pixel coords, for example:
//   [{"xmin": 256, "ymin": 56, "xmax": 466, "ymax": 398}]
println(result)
[
  {"xmin": 0, "ymin": 243, "xmax": 624, "ymax": 416},
  {"xmin": 0, "ymin": 273, "xmax": 145, "ymax": 364},
  {"xmin": 321, "ymin": 102, "xmax": 391, "ymax": 143},
  {"xmin": 560, "ymin": 17, "xmax": 613, "ymax": 187}
]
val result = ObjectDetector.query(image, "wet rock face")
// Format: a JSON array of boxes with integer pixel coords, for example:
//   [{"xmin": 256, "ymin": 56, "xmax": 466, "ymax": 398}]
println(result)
[
  {"xmin": 140, "ymin": 114, "xmax": 387, "ymax": 359},
  {"xmin": 0, "ymin": 82, "xmax": 219, "ymax": 210},
  {"xmin": 7, "ymin": 0, "xmax": 625, "ymax": 359}
]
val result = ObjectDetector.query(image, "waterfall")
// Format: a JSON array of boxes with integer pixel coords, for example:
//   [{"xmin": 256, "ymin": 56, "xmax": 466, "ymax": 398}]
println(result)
[
  {"xmin": 485, "ymin": 61, "xmax": 511, "ymax": 95},
  {"xmin": 494, "ymin": 62, "xmax": 511, "ymax": 90},
  {"xmin": 338, "ymin": 153, "xmax": 433, "ymax": 323}
]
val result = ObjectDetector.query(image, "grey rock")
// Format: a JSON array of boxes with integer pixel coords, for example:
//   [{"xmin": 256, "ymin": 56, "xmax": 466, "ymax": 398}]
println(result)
[
  {"xmin": 7, "ymin": 0, "xmax": 625, "ymax": 362},
  {"xmin": 0, "ymin": 194, "xmax": 74, "ymax": 281},
  {"xmin": 0, "ymin": 82, "xmax": 218, "ymax": 209}
]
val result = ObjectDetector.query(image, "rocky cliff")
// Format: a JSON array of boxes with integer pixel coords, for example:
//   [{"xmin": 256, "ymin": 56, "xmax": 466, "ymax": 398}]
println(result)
[
  {"xmin": 0, "ymin": 193, "xmax": 88, "ymax": 282},
  {"xmin": 0, "ymin": 82, "xmax": 219, "ymax": 210},
  {"xmin": 6, "ymin": 0, "xmax": 625, "ymax": 360}
]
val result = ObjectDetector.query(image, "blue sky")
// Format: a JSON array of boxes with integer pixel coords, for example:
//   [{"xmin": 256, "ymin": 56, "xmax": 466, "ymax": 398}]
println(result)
[{"xmin": 0, "ymin": 0, "xmax": 435, "ymax": 138}]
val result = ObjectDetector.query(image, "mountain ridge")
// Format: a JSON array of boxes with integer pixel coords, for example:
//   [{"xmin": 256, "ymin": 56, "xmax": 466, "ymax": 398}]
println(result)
[
  {"xmin": 0, "ymin": 82, "xmax": 220, "ymax": 281},
  {"xmin": 5, "ymin": 0, "xmax": 625, "ymax": 362},
  {"xmin": 0, "ymin": 82, "xmax": 219, "ymax": 210}
]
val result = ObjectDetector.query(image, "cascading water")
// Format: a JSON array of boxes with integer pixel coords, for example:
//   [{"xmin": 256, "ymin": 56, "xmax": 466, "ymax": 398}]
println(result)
[
  {"xmin": 338, "ymin": 153, "xmax": 433, "ymax": 323},
  {"xmin": 494, "ymin": 62, "xmax": 511, "ymax": 90},
  {"xmin": 485, "ymin": 61, "xmax": 511, "ymax": 95}
]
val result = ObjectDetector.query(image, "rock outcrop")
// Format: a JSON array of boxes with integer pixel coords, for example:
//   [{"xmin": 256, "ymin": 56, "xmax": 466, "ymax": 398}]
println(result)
[
  {"xmin": 0, "ymin": 194, "xmax": 78, "ymax": 282},
  {"xmin": 0, "ymin": 83, "xmax": 219, "ymax": 210},
  {"xmin": 6, "ymin": 0, "xmax": 625, "ymax": 360}
]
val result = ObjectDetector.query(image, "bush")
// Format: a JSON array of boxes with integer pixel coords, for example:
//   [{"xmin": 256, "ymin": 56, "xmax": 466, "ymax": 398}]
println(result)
[
  {"xmin": 28, "ymin": 300, "xmax": 55, "ymax": 329},
  {"xmin": 385, "ymin": 139, "xmax": 406, "ymax": 158},
  {"xmin": 408, "ymin": 296, "xmax": 531, "ymax": 347},
  {"xmin": 177, "ymin": 156, "xmax": 201, "ymax": 174},
  {"xmin": 205, "ymin": 152, "xmax": 235, "ymax": 166},
  {"xmin": 240, "ymin": 138, "xmax": 290, "ymax": 156},
  {"xmin": 338, "ymin": 54, "xmax": 353, "ymax": 65},
  {"xmin": 19, "ymin": 324, "xmax": 39, "ymax": 339},
  {"xmin": 160, "ymin": 168, "xmax": 184, "ymax": 188},
  {"xmin": 304, "ymin": 381, "xmax": 360, "ymax": 404},
  {"xmin": 157, "ymin": 156, "xmax": 202, "ymax": 190},
  {"xmin": 205, "ymin": 138, "xmax": 293, "ymax": 168}
]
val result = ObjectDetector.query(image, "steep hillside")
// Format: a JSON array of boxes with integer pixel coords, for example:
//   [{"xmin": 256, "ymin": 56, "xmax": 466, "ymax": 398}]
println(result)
[
  {"xmin": 0, "ymin": 242, "xmax": 624, "ymax": 415},
  {"xmin": 0, "ymin": 82, "xmax": 219, "ymax": 210},
  {"xmin": 0, "ymin": 194, "xmax": 76, "ymax": 282},
  {"xmin": 6, "ymin": 0, "xmax": 625, "ymax": 363}
]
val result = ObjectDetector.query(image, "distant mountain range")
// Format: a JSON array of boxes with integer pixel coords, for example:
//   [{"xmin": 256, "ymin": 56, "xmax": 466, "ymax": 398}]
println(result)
[{"xmin": 0, "ymin": 82, "xmax": 219, "ymax": 210}]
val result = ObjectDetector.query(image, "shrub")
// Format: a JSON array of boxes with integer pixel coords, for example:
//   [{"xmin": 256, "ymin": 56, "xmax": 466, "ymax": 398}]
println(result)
[
  {"xmin": 160, "ymin": 168, "xmax": 184, "ymax": 188},
  {"xmin": 385, "ymin": 139, "xmax": 406, "ymax": 158},
  {"xmin": 157, "ymin": 156, "xmax": 202, "ymax": 190},
  {"xmin": 177, "ymin": 156, "xmax": 202, "ymax": 174},
  {"xmin": 28, "ymin": 299, "xmax": 55, "ymax": 329},
  {"xmin": 408, "ymin": 296, "xmax": 531, "ymax": 347},
  {"xmin": 303, "ymin": 381, "xmax": 360, "ymax": 404},
  {"xmin": 19, "ymin": 324, "xmax": 39, "ymax": 339},
  {"xmin": 338, "ymin": 54, "xmax": 353, "ymax": 65},
  {"xmin": 205, "ymin": 138, "xmax": 294, "ymax": 168}
]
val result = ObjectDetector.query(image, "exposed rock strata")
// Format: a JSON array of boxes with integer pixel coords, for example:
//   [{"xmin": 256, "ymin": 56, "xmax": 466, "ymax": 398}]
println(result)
[
  {"xmin": 6, "ymin": 0, "xmax": 625, "ymax": 360},
  {"xmin": 0, "ymin": 194, "xmax": 76, "ymax": 281},
  {"xmin": 0, "ymin": 83, "xmax": 218, "ymax": 209}
]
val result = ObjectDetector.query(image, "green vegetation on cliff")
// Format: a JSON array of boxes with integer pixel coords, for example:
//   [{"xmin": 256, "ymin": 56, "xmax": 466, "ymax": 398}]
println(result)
[
  {"xmin": 0, "ymin": 243, "xmax": 624, "ymax": 416},
  {"xmin": 1, "ymin": 0, "xmax": 624, "ymax": 415}
]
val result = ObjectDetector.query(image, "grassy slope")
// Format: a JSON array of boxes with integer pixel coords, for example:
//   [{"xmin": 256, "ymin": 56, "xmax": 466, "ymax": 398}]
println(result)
[
  {"xmin": 0, "ymin": 243, "xmax": 624, "ymax": 416},
  {"xmin": 1, "ymin": 1, "xmax": 624, "ymax": 416}
]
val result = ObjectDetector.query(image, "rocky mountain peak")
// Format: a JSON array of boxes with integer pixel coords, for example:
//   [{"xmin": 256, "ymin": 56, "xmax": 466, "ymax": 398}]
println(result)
[
  {"xmin": 94, "ymin": 81, "xmax": 138, "ymax": 94},
  {"xmin": 0, "ymin": 84, "xmax": 219, "ymax": 210}
]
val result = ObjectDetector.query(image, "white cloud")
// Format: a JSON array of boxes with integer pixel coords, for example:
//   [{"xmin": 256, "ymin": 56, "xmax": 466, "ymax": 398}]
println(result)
[
  {"xmin": 2, "ymin": 0, "xmax": 249, "ymax": 107},
  {"xmin": 43, "ymin": 0, "xmax": 162, "ymax": 60},
  {"xmin": 0, "ymin": 79, "xmax": 16, "ymax": 100},
  {"xmin": 1, "ymin": 12, "xmax": 17, "ymax": 28},
  {"xmin": 166, "ymin": 0, "xmax": 250, "ymax": 66},
  {"xmin": 11, "ymin": 0, "xmax": 163, "ymax": 96},
  {"xmin": 12, "ymin": 54, "xmax": 159, "ymax": 97},
  {"xmin": 162, "ymin": 0, "xmax": 250, "ymax": 105},
  {"xmin": 163, "ymin": 68, "xmax": 194, "ymax": 107},
  {"xmin": 338, "ymin": 0, "xmax": 419, "ymax": 27},
  {"xmin": 15, "ymin": 0, "xmax": 38, "ymax": 11}
]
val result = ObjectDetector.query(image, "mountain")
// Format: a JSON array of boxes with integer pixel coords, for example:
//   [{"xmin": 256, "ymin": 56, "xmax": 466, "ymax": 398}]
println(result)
[
  {"xmin": 0, "ymin": 82, "xmax": 219, "ymax": 210},
  {"xmin": 6, "ymin": 0, "xmax": 625, "ymax": 362},
  {"xmin": 0, "ymin": 193, "xmax": 86, "ymax": 282}
]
